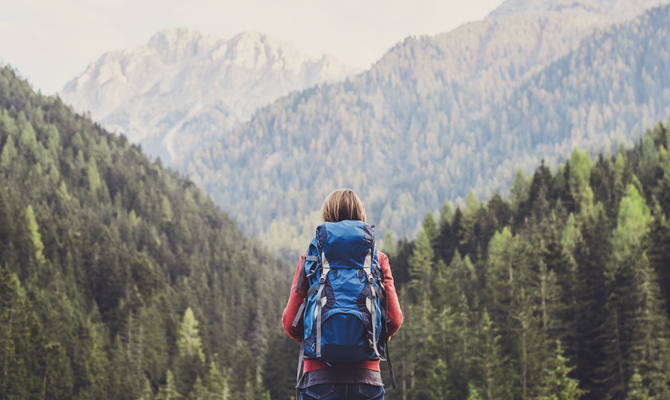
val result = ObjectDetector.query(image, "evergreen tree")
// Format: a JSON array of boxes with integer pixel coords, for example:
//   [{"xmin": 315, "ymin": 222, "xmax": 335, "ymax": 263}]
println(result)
[
  {"xmin": 24, "ymin": 205, "xmax": 44, "ymax": 264},
  {"xmin": 382, "ymin": 231, "xmax": 397, "ymax": 257},
  {"xmin": 262, "ymin": 330, "xmax": 299, "ymax": 400},
  {"xmin": 189, "ymin": 377, "xmax": 210, "ymax": 400},
  {"xmin": 0, "ymin": 263, "xmax": 32, "ymax": 398},
  {"xmin": 574, "ymin": 204, "xmax": 613, "ymax": 400},
  {"xmin": 460, "ymin": 191, "xmax": 480, "ymax": 256},
  {"xmin": 612, "ymin": 185, "xmax": 651, "ymax": 263},
  {"xmin": 178, "ymin": 308, "xmax": 206, "ymax": 363},
  {"xmin": 0, "ymin": 135, "xmax": 17, "ymax": 169},
  {"xmin": 229, "ymin": 342, "xmax": 261, "ymax": 400},
  {"xmin": 510, "ymin": 169, "xmax": 530, "ymax": 213},
  {"xmin": 205, "ymin": 361, "xmax": 227, "ymax": 400},
  {"xmin": 156, "ymin": 370, "xmax": 181, "ymax": 400},
  {"xmin": 568, "ymin": 148, "xmax": 594, "ymax": 214},
  {"xmin": 538, "ymin": 342, "xmax": 584, "ymax": 400},
  {"xmin": 626, "ymin": 370, "xmax": 651, "ymax": 400},
  {"xmin": 471, "ymin": 311, "xmax": 512, "ymax": 400},
  {"xmin": 645, "ymin": 206, "xmax": 670, "ymax": 316},
  {"xmin": 139, "ymin": 376, "xmax": 154, "ymax": 400},
  {"xmin": 423, "ymin": 212, "xmax": 438, "ymax": 240},
  {"xmin": 408, "ymin": 228, "xmax": 435, "ymax": 300}
]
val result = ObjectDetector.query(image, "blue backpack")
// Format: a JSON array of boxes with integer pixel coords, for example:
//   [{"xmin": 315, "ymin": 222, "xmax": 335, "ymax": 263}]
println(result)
[{"xmin": 292, "ymin": 220, "xmax": 396, "ymax": 388}]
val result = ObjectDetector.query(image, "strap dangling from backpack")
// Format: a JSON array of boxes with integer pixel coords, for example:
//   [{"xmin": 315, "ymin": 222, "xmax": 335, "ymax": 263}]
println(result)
[
  {"xmin": 386, "ymin": 342, "xmax": 398, "ymax": 390},
  {"xmin": 295, "ymin": 340, "xmax": 305, "ymax": 400}
]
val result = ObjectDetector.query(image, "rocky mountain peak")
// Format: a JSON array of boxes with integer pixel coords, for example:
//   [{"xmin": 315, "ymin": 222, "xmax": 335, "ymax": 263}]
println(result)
[
  {"xmin": 220, "ymin": 30, "xmax": 309, "ymax": 71},
  {"xmin": 59, "ymin": 28, "xmax": 358, "ymax": 164},
  {"xmin": 147, "ymin": 27, "xmax": 220, "ymax": 62}
]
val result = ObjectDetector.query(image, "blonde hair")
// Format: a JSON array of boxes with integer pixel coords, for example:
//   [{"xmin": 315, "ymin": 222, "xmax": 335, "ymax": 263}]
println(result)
[{"xmin": 321, "ymin": 189, "xmax": 366, "ymax": 223}]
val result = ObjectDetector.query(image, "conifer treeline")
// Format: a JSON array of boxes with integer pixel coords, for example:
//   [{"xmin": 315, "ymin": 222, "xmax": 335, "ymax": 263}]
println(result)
[
  {"xmin": 0, "ymin": 67, "xmax": 293, "ymax": 399},
  {"xmin": 383, "ymin": 123, "xmax": 670, "ymax": 399}
]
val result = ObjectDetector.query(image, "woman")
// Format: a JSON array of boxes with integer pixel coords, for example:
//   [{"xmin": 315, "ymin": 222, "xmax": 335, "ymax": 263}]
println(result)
[{"xmin": 282, "ymin": 189, "xmax": 403, "ymax": 400}]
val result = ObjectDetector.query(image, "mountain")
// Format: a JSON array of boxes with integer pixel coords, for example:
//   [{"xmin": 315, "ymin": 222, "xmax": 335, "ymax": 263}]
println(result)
[
  {"xmin": 58, "ymin": 28, "xmax": 359, "ymax": 164},
  {"xmin": 186, "ymin": 0, "xmax": 670, "ymax": 256},
  {"xmin": 473, "ymin": 4, "xmax": 670, "ymax": 193},
  {"xmin": 383, "ymin": 118, "xmax": 670, "ymax": 400},
  {"xmin": 0, "ymin": 66, "xmax": 292, "ymax": 399},
  {"xmin": 490, "ymin": 0, "xmax": 668, "ymax": 18}
]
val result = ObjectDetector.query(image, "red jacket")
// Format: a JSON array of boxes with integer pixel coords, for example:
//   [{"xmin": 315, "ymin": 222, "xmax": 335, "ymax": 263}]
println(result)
[{"xmin": 282, "ymin": 251, "xmax": 403, "ymax": 372}]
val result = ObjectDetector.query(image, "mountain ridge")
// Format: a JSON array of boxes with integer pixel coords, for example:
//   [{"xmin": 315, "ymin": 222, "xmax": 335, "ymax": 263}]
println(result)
[
  {"xmin": 186, "ymin": 0, "xmax": 670, "ymax": 257},
  {"xmin": 59, "ymin": 28, "xmax": 359, "ymax": 164},
  {"xmin": 490, "ymin": 0, "xmax": 668, "ymax": 18}
]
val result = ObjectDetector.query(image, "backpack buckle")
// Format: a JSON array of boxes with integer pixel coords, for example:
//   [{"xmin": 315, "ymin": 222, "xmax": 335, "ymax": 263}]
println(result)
[
  {"xmin": 368, "ymin": 277, "xmax": 374, "ymax": 284},
  {"xmin": 319, "ymin": 276, "xmax": 326, "ymax": 284}
]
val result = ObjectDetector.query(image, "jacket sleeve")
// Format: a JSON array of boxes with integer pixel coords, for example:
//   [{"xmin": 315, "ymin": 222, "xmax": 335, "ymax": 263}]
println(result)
[
  {"xmin": 282, "ymin": 254, "xmax": 308, "ymax": 342},
  {"xmin": 378, "ymin": 252, "xmax": 403, "ymax": 337}
]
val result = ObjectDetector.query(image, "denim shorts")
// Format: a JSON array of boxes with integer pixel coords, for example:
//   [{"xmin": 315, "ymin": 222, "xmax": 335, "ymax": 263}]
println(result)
[{"xmin": 300, "ymin": 383, "xmax": 385, "ymax": 400}]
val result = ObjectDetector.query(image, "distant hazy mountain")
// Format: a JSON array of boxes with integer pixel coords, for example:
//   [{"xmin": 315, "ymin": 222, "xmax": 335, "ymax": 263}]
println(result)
[
  {"xmin": 59, "ymin": 28, "xmax": 359, "ymax": 163},
  {"xmin": 490, "ymin": 0, "xmax": 668, "ymax": 18},
  {"xmin": 186, "ymin": 0, "xmax": 670, "ymax": 256}
]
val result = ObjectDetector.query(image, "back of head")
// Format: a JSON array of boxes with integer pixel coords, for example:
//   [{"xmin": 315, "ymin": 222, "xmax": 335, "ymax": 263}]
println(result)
[{"xmin": 321, "ymin": 189, "xmax": 366, "ymax": 223}]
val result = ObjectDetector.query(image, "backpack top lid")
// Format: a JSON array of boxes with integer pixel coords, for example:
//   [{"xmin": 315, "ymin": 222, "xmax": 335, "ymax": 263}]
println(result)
[{"xmin": 316, "ymin": 220, "xmax": 375, "ymax": 269}]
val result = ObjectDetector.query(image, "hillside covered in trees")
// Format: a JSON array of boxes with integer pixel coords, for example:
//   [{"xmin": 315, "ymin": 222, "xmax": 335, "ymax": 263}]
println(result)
[
  {"xmin": 186, "ymin": 2, "xmax": 670, "ymax": 258},
  {"xmin": 3, "ymin": 56, "xmax": 670, "ymax": 400},
  {"xmin": 379, "ymin": 121, "xmax": 670, "ymax": 399},
  {"xmin": 0, "ymin": 67, "xmax": 293, "ymax": 399}
]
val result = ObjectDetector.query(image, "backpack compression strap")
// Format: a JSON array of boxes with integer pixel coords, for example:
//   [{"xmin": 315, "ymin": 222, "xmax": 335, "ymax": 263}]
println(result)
[
  {"xmin": 378, "ymin": 257, "xmax": 398, "ymax": 389},
  {"xmin": 295, "ymin": 340, "xmax": 305, "ymax": 400},
  {"xmin": 315, "ymin": 252, "xmax": 331, "ymax": 358},
  {"xmin": 363, "ymin": 249, "xmax": 383, "ymax": 360}
]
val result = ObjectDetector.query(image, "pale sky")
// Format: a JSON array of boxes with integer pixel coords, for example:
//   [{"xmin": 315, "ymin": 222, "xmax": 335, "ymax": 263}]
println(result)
[{"xmin": 1, "ymin": 0, "xmax": 505, "ymax": 95}]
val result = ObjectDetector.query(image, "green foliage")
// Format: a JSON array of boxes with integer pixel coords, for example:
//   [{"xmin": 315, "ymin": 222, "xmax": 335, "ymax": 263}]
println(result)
[
  {"xmin": 386, "ymin": 119, "xmax": 670, "ymax": 400},
  {"xmin": 408, "ymin": 228, "xmax": 434, "ymax": 299},
  {"xmin": 261, "ymin": 330, "xmax": 300, "ymax": 400},
  {"xmin": 382, "ymin": 230, "xmax": 397, "ymax": 257},
  {"xmin": 538, "ymin": 342, "xmax": 585, "ymax": 400},
  {"xmin": 87, "ymin": 157, "xmax": 101, "ymax": 192},
  {"xmin": 510, "ymin": 169, "xmax": 530, "ymax": 212},
  {"xmin": 471, "ymin": 311, "xmax": 512, "ymax": 400},
  {"xmin": 0, "ymin": 135, "xmax": 17, "ymax": 169},
  {"xmin": 229, "ymin": 342, "xmax": 267, "ymax": 400},
  {"xmin": 24, "ymin": 205, "xmax": 44, "ymax": 264},
  {"xmin": 156, "ymin": 370, "xmax": 181, "ymax": 400},
  {"xmin": 612, "ymin": 184, "xmax": 651, "ymax": 262},
  {"xmin": 422, "ymin": 212, "xmax": 438, "ymax": 240},
  {"xmin": 569, "ymin": 148, "xmax": 594, "ymax": 214},
  {"xmin": 627, "ymin": 370, "xmax": 651, "ymax": 400},
  {"xmin": 178, "ymin": 308, "xmax": 205, "ymax": 363},
  {"xmin": 0, "ymin": 67, "xmax": 291, "ymax": 399}
]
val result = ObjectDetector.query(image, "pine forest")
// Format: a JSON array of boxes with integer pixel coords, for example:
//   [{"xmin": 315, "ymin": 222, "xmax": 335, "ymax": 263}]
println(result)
[
  {"xmin": 0, "ymin": 67, "xmax": 292, "ymax": 399},
  {"xmin": 3, "ymin": 6, "xmax": 670, "ymax": 400}
]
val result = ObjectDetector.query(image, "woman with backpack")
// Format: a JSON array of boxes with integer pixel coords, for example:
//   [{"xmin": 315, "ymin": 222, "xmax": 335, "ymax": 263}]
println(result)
[{"xmin": 282, "ymin": 189, "xmax": 403, "ymax": 400}]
